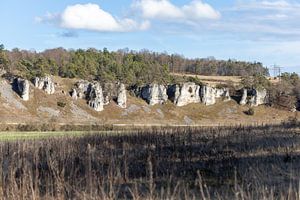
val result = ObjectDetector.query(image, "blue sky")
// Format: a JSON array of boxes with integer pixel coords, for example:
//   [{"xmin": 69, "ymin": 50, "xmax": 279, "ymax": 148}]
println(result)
[{"xmin": 1, "ymin": 0, "xmax": 300, "ymax": 73}]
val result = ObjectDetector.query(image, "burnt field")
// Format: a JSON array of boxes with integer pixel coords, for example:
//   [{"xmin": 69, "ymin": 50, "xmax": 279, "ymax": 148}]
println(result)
[{"xmin": 1, "ymin": 122, "xmax": 300, "ymax": 199}]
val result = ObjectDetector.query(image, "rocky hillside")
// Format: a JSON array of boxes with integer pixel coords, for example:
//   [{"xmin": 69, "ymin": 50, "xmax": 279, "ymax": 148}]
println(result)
[{"xmin": 0, "ymin": 74, "xmax": 297, "ymax": 126}]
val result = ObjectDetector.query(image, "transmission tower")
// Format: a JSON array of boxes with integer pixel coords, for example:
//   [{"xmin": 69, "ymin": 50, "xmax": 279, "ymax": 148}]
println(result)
[{"xmin": 270, "ymin": 65, "xmax": 283, "ymax": 79}]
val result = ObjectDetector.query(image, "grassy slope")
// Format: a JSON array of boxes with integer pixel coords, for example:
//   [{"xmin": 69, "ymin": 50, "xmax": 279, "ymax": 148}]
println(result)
[{"xmin": 0, "ymin": 76, "xmax": 297, "ymax": 126}]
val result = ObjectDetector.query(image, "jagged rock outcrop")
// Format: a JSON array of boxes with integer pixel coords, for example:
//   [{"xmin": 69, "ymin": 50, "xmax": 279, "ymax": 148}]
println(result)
[
  {"xmin": 16, "ymin": 78, "xmax": 30, "ymax": 101},
  {"xmin": 201, "ymin": 86, "xmax": 216, "ymax": 106},
  {"xmin": 168, "ymin": 83, "xmax": 231, "ymax": 106},
  {"xmin": 87, "ymin": 82, "xmax": 104, "ymax": 112},
  {"xmin": 102, "ymin": 83, "xmax": 118, "ymax": 105},
  {"xmin": 171, "ymin": 82, "xmax": 201, "ymax": 107},
  {"xmin": 249, "ymin": 89, "xmax": 268, "ymax": 107},
  {"xmin": 75, "ymin": 80, "xmax": 90, "ymax": 99},
  {"xmin": 141, "ymin": 84, "xmax": 168, "ymax": 106},
  {"xmin": 34, "ymin": 76, "xmax": 55, "ymax": 94},
  {"xmin": 72, "ymin": 80, "xmax": 127, "ymax": 111},
  {"xmin": 240, "ymin": 88, "xmax": 268, "ymax": 107},
  {"xmin": 167, "ymin": 84, "xmax": 180, "ymax": 103},
  {"xmin": 216, "ymin": 88, "xmax": 231, "ymax": 102},
  {"xmin": 71, "ymin": 88, "xmax": 78, "ymax": 100},
  {"xmin": 240, "ymin": 88, "xmax": 248, "ymax": 105},
  {"xmin": 224, "ymin": 89, "xmax": 231, "ymax": 102},
  {"xmin": 201, "ymin": 86, "xmax": 231, "ymax": 106},
  {"xmin": 117, "ymin": 83, "xmax": 127, "ymax": 108}
]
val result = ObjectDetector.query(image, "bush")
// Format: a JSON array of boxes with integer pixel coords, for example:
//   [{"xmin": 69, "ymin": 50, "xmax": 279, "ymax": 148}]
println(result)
[
  {"xmin": 245, "ymin": 108, "xmax": 255, "ymax": 116},
  {"xmin": 57, "ymin": 101, "xmax": 66, "ymax": 108}
]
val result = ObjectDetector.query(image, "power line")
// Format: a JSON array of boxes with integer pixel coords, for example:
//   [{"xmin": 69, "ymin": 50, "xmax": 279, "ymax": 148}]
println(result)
[{"xmin": 270, "ymin": 65, "xmax": 284, "ymax": 79}]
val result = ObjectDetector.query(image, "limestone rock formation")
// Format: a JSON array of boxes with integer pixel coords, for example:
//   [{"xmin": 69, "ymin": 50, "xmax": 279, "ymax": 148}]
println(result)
[
  {"xmin": 102, "ymin": 83, "xmax": 118, "ymax": 105},
  {"xmin": 240, "ymin": 88, "xmax": 248, "ymax": 105},
  {"xmin": 34, "ymin": 76, "xmax": 55, "ymax": 94},
  {"xmin": 168, "ymin": 83, "xmax": 231, "ymax": 106},
  {"xmin": 170, "ymin": 83, "xmax": 201, "ymax": 107},
  {"xmin": 87, "ymin": 82, "xmax": 104, "ymax": 112},
  {"xmin": 117, "ymin": 83, "xmax": 127, "ymax": 108},
  {"xmin": 72, "ymin": 80, "xmax": 127, "ymax": 111},
  {"xmin": 224, "ymin": 89, "xmax": 231, "ymax": 102},
  {"xmin": 249, "ymin": 89, "xmax": 268, "ymax": 107},
  {"xmin": 201, "ymin": 86, "xmax": 231, "ymax": 106},
  {"xmin": 141, "ymin": 84, "xmax": 168, "ymax": 106},
  {"xmin": 216, "ymin": 88, "xmax": 231, "ymax": 102},
  {"xmin": 201, "ymin": 85, "xmax": 216, "ymax": 106},
  {"xmin": 240, "ymin": 88, "xmax": 268, "ymax": 107},
  {"xmin": 71, "ymin": 88, "xmax": 78, "ymax": 100},
  {"xmin": 167, "ymin": 84, "xmax": 181, "ymax": 104},
  {"xmin": 75, "ymin": 80, "xmax": 90, "ymax": 99},
  {"xmin": 16, "ymin": 78, "xmax": 30, "ymax": 101}
]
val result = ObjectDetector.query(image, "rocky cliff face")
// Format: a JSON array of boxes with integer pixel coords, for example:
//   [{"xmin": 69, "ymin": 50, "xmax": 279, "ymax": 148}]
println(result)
[
  {"xmin": 201, "ymin": 86, "xmax": 231, "ymax": 106},
  {"xmin": 117, "ymin": 83, "xmax": 127, "ymax": 108},
  {"xmin": 87, "ymin": 82, "xmax": 104, "ymax": 112},
  {"xmin": 16, "ymin": 78, "xmax": 30, "ymax": 101},
  {"xmin": 71, "ymin": 88, "xmax": 78, "ymax": 100},
  {"xmin": 168, "ymin": 83, "xmax": 230, "ymax": 106},
  {"xmin": 171, "ymin": 82, "xmax": 201, "ymax": 107},
  {"xmin": 240, "ymin": 88, "xmax": 248, "ymax": 105},
  {"xmin": 34, "ymin": 76, "xmax": 55, "ymax": 95},
  {"xmin": 239, "ymin": 88, "xmax": 268, "ymax": 107},
  {"xmin": 201, "ymin": 85, "xmax": 216, "ymax": 106},
  {"xmin": 75, "ymin": 80, "xmax": 90, "ymax": 99},
  {"xmin": 249, "ymin": 89, "xmax": 268, "ymax": 107},
  {"xmin": 72, "ymin": 80, "xmax": 127, "ymax": 111},
  {"xmin": 140, "ymin": 84, "xmax": 168, "ymax": 106}
]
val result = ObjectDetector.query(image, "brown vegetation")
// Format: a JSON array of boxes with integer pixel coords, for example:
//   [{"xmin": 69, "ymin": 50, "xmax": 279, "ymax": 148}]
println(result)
[{"xmin": 1, "ymin": 123, "xmax": 300, "ymax": 199}]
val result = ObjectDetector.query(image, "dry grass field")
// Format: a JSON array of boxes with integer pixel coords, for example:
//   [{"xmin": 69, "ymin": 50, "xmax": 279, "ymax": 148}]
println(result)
[
  {"xmin": 171, "ymin": 73, "xmax": 280, "ymax": 86},
  {"xmin": 0, "ymin": 123, "xmax": 300, "ymax": 199}
]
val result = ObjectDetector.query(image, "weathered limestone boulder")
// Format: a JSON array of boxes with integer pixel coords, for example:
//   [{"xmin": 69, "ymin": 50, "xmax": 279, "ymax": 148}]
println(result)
[
  {"xmin": 240, "ymin": 88, "xmax": 268, "ymax": 107},
  {"xmin": 172, "ymin": 82, "xmax": 201, "ymax": 107},
  {"xmin": 167, "ymin": 84, "xmax": 181, "ymax": 103},
  {"xmin": 71, "ymin": 88, "xmax": 78, "ymax": 100},
  {"xmin": 117, "ymin": 83, "xmax": 127, "ymax": 108},
  {"xmin": 16, "ymin": 78, "xmax": 30, "ymax": 101},
  {"xmin": 74, "ymin": 80, "xmax": 90, "ymax": 99},
  {"xmin": 240, "ymin": 88, "xmax": 248, "ymax": 105},
  {"xmin": 102, "ymin": 83, "xmax": 118, "ymax": 105},
  {"xmin": 34, "ymin": 76, "xmax": 55, "ymax": 94},
  {"xmin": 249, "ymin": 89, "xmax": 268, "ymax": 107},
  {"xmin": 73, "ymin": 80, "xmax": 127, "ymax": 110},
  {"xmin": 200, "ymin": 86, "xmax": 231, "ymax": 106},
  {"xmin": 141, "ymin": 84, "xmax": 168, "ymax": 106},
  {"xmin": 215, "ymin": 88, "xmax": 231, "ymax": 101},
  {"xmin": 201, "ymin": 86, "xmax": 216, "ymax": 106},
  {"xmin": 87, "ymin": 82, "xmax": 104, "ymax": 112}
]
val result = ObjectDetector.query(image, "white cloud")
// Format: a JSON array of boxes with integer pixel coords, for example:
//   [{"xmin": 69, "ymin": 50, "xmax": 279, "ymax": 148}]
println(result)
[
  {"xmin": 133, "ymin": 0, "xmax": 220, "ymax": 22},
  {"xmin": 35, "ymin": 12, "xmax": 59, "ymax": 24},
  {"xmin": 234, "ymin": 0, "xmax": 300, "ymax": 10},
  {"xmin": 60, "ymin": 3, "xmax": 149, "ymax": 32},
  {"xmin": 38, "ymin": 3, "xmax": 149, "ymax": 32}
]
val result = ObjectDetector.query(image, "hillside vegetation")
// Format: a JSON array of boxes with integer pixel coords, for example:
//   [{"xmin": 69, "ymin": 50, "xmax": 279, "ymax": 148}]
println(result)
[{"xmin": 0, "ymin": 45, "xmax": 269, "ymax": 86}]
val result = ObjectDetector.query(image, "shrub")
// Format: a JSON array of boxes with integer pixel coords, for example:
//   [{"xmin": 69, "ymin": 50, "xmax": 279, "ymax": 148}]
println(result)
[
  {"xmin": 57, "ymin": 101, "xmax": 66, "ymax": 108},
  {"xmin": 246, "ymin": 108, "xmax": 255, "ymax": 116}
]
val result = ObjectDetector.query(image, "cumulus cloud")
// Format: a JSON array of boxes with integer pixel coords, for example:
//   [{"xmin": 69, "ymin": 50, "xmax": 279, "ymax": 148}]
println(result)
[
  {"xmin": 132, "ymin": 0, "xmax": 220, "ymax": 22},
  {"xmin": 37, "ymin": 3, "xmax": 149, "ymax": 32}
]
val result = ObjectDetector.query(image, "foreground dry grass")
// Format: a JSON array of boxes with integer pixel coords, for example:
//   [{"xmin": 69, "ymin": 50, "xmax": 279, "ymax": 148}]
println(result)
[{"xmin": 1, "ymin": 122, "xmax": 300, "ymax": 199}]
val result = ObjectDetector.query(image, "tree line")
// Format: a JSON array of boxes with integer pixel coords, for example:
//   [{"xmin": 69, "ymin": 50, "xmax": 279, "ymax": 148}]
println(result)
[{"xmin": 0, "ymin": 45, "xmax": 269, "ymax": 85}]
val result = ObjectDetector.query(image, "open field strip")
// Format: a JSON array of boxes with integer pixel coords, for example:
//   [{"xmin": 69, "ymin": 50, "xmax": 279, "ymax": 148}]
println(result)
[{"xmin": 0, "ymin": 130, "xmax": 135, "ymax": 141}]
